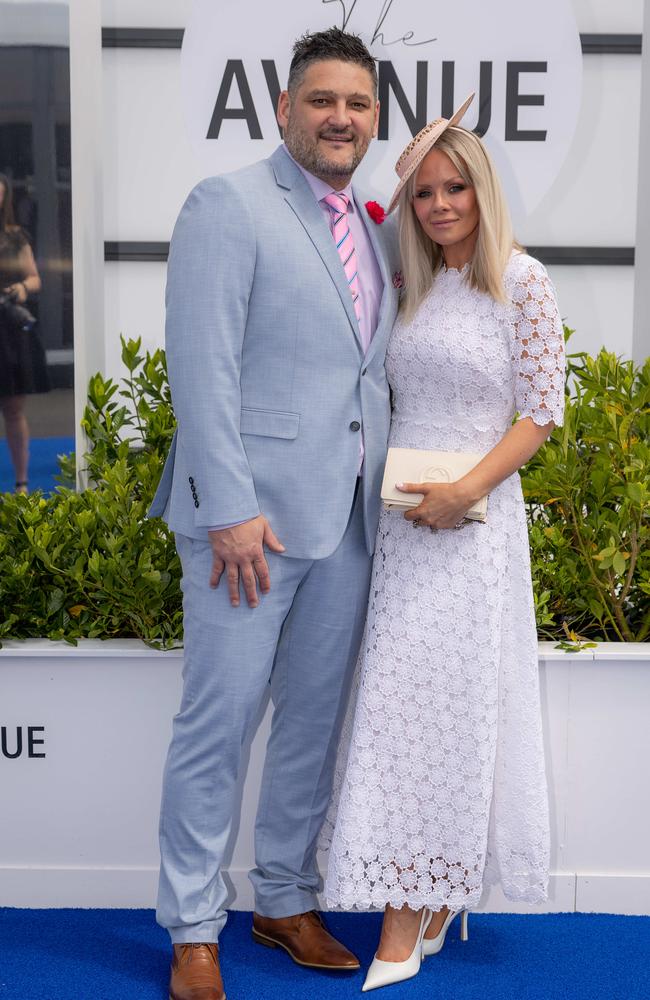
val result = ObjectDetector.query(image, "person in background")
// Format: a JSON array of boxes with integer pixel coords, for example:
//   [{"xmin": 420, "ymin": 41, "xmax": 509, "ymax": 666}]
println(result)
[{"xmin": 0, "ymin": 172, "xmax": 48, "ymax": 493}]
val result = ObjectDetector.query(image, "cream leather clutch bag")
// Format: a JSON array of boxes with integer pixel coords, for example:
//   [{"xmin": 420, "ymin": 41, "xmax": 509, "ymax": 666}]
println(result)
[{"xmin": 381, "ymin": 447, "xmax": 488, "ymax": 522}]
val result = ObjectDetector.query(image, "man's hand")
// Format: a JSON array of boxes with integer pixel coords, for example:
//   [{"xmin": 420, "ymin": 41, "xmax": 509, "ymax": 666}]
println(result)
[{"xmin": 208, "ymin": 516, "xmax": 285, "ymax": 608}]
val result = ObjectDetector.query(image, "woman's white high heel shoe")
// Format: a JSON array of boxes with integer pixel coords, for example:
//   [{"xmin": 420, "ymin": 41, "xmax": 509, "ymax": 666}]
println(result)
[
  {"xmin": 422, "ymin": 908, "xmax": 468, "ymax": 957},
  {"xmin": 361, "ymin": 908, "xmax": 432, "ymax": 992}
]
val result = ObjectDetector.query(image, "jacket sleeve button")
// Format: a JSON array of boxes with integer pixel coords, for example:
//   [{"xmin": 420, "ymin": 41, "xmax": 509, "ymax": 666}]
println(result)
[
  {"xmin": 194, "ymin": 500, "xmax": 200, "ymax": 508},
  {"xmin": 188, "ymin": 476, "xmax": 194, "ymax": 484}
]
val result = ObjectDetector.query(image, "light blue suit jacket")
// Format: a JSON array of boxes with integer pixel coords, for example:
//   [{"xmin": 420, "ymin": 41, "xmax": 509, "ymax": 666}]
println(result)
[{"xmin": 149, "ymin": 146, "xmax": 399, "ymax": 559}]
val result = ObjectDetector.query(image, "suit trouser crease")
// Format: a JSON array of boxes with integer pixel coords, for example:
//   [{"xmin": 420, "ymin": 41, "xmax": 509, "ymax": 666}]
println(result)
[
  {"xmin": 251, "ymin": 518, "xmax": 372, "ymax": 913},
  {"xmin": 157, "ymin": 486, "xmax": 371, "ymax": 943}
]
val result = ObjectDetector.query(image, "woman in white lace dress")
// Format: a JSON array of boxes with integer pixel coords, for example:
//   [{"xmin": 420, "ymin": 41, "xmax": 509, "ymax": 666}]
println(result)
[{"xmin": 323, "ymin": 98, "xmax": 565, "ymax": 991}]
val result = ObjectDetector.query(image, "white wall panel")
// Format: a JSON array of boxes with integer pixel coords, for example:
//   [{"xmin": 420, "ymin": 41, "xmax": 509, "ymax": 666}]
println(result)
[
  {"xmin": 2, "ymin": 642, "xmax": 649, "ymax": 913},
  {"xmin": 562, "ymin": 657, "xmax": 650, "ymax": 873},
  {"xmin": 99, "ymin": 0, "xmax": 644, "ymax": 35},
  {"xmin": 102, "ymin": 260, "xmax": 634, "ymax": 387},
  {"xmin": 546, "ymin": 264, "xmax": 635, "ymax": 356},
  {"xmin": 103, "ymin": 261, "xmax": 166, "ymax": 382},
  {"xmin": 570, "ymin": 0, "xmax": 644, "ymax": 33},
  {"xmin": 101, "ymin": 0, "xmax": 191, "ymax": 27},
  {"xmin": 521, "ymin": 56, "xmax": 640, "ymax": 245},
  {"xmin": 633, "ymin": 0, "xmax": 650, "ymax": 362},
  {"xmin": 102, "ymin": 50, "xmax": 202, "ymax": 242},
  {"xmin": 102, "ymin": 49, "xmax": 641, "ymax": 247}
]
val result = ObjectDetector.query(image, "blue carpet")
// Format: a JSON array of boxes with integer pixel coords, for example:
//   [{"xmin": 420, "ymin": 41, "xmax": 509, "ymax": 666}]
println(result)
[
  {"xmin": 0, "ymin": 436, "xmax": 74, "ymax": 494},
  {"xmin": 0, "ymin": 909, "xmax": 648, "ymax": 1000}
]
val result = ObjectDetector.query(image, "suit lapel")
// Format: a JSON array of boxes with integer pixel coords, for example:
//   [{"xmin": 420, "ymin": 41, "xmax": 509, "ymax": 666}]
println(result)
[
  {"xmin": 271, "ymin": 147, "xmax": 363, "ymax": 351},
  {"xmin": 354, "ymin": 190, "xmax": 399, "ymax": 366}
]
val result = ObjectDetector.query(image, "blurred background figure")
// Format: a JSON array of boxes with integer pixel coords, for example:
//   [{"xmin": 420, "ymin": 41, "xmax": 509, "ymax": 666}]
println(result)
[
  {"xmin": 0, "ymin": 171, "xmax": 48, "ymax": 492},
  {"xmin": 0, "ymin": 0, "xmax": 75, "ymax": 494}
]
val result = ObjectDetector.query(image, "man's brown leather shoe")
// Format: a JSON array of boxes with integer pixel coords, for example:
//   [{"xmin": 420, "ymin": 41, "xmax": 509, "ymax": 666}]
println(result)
[
  {"xmin": 252, "ymin": 910, "xmax": 360, "ymax": 970},
  {"xmin": 169, "ymin": 942, "xmax": 226, "ymax": 1000}
]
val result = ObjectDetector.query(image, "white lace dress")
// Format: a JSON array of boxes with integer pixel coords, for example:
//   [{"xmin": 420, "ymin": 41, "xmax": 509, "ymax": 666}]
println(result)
[{"xmin": 323, "ymin": 252, "xmax": 565, "ymax": 912}]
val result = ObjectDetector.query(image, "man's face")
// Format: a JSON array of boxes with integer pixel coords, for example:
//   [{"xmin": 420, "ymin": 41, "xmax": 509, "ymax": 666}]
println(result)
[{"xmin": 277, "ymin": 59, "xmax": 379, "ymax": 189}]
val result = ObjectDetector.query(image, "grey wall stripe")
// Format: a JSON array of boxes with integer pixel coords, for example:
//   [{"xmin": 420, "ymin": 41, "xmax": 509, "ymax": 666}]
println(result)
[
  {"xmin": 104, "ymin": 242, "xmax": 635, "ymax": 266},
  {"xmin": 105, "ymin": 242, "xmax": 169, "ymax": 261},
  {"xmin": 526, "ymin": 247, "xmax": 634, "ymax": 266},
  {"xmin": 101, "ymin": 28, "xmax": 642, "ymax": 55},
  {"xmin": 102, "ymin": 28, "xmax": 184, "ymax": 48},
  {"xmin": 580, "ymin": 34, "xmax": 642, "ymax": 55}
]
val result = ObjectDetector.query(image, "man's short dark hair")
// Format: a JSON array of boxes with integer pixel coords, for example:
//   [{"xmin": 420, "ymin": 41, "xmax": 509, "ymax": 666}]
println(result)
[{"xmin": 288, "ymin": 27, "xmax": 377, "ymax": 96}]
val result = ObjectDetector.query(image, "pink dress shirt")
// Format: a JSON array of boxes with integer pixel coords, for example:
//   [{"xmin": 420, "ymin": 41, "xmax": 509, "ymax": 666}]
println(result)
[{"xmin": 283, "ymin": 145, "xmax": 383, "ymax": 355}]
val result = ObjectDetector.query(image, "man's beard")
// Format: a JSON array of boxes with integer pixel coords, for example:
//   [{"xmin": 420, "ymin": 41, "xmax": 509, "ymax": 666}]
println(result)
[{"xmin": 284, "ymin": 121, "xmax": 370, "ymax": 180}]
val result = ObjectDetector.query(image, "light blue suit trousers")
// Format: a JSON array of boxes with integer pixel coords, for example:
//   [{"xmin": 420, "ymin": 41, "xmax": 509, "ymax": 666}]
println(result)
[{"xmin": 157, "ymin": 486, "xmax": 371, "ymax": 942}]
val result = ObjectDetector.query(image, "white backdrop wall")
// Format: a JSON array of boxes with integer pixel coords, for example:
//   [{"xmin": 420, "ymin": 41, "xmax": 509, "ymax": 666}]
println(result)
[
  {"xmin": 101, "ymin": 50, "xmax": 641, "ymax": 247},
  {"xmin": 99, "ymin": 0, "xmax": 644, "ymax": 34},
  {"xmin": 95, "ymin": 0, "xmax": 645, "ymax": 388},
  {"xmin": 103, "ymin": 260, "xmax": 636, "ymax": 365},
  {"xmin": 1, "ymin": 641, "xmax": 649, "ymax": 912}
]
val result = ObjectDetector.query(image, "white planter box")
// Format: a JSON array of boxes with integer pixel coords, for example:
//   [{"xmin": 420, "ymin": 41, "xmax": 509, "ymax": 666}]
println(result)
[{"xmin": 1, "ymin": 639, "xmax": 649, "ymax": 914}]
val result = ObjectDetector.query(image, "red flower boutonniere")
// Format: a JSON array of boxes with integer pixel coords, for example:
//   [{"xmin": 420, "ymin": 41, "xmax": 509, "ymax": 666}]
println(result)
[
  {"xmin": 392, "ymin": 270, "xmax": 404, "ymax": 289},
  {"xmin": 365, "ymin": 200, "xmax": 386, "ymax": 225}
]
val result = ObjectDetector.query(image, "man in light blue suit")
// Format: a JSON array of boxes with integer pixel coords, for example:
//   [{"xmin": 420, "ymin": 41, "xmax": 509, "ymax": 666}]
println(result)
[{"xmin": 150, "ymin": 27, "xmax": 399, "ymax": 1000}]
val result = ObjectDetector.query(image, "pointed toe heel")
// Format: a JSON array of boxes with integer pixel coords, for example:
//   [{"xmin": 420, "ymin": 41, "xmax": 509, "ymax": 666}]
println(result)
[{"xmin": 361, "ymin": 909, "xmax": 431, "ymax": 992}]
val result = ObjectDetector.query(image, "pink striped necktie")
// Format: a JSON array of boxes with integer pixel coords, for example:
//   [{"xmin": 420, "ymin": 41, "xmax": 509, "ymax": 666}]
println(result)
[{"xmin": 323, "ymin": 192, "xmax": 362, "ymax": 327}]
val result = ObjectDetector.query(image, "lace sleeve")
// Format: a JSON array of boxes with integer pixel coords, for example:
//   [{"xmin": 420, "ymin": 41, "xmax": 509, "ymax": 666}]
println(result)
[{"xmin": 508, "ymin": 256, "xmax": 565, "ymax": 427}]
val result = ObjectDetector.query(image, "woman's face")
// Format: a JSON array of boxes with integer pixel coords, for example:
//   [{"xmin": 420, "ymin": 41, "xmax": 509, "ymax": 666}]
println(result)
[{"xmin": 412, "ymin": 148, "xmax": 479, "ymax": 265}]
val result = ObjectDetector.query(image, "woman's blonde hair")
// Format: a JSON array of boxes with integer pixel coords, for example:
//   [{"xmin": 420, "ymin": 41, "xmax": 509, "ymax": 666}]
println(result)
[{"xmin": 397, "ymin": 126, "xmax": 521, "ymax": 321}]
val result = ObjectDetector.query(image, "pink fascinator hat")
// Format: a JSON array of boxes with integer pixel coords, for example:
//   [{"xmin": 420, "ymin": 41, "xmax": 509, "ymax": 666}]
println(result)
[{"xmin": 387, "ymin": 93, "xmax": 475, "ymax": 214}]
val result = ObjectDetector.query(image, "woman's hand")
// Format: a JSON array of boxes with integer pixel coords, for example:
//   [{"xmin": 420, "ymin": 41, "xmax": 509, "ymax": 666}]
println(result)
[
  {"xmin": 3, "ymin": 282, "xmax": 27, "ymax": 304},
  {"xmin": 397, "ymin": 480, "xmax": 474, "ymax": 530},
  {"xmin": 396, "ymin": 418, "xmax": 555, "ymax": 532}
]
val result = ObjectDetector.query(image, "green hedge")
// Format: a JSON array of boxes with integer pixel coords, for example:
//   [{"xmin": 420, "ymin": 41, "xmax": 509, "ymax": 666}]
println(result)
[
  {"xmin": 523, "ymin": 341, "xmax": 649, "ymax": 645},
  {"xmin": 0, "ymin": 335, "xmax": 648, "ymax": 648},
  {"xmin": 0, "ymin": 339, "xmax": 181, "ymax": 647}
]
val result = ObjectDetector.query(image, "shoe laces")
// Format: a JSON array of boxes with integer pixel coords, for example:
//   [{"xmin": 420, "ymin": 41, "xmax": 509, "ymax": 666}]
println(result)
[{"xmin": 178, "ymin": 943, "xmax": 219, "ymax": 966}]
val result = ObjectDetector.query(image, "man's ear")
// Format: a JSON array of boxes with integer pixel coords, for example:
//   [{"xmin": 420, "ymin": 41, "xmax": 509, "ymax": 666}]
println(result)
[{"xmin": 277, "ymin": 90, "xmax": 290, "ymax": 131}]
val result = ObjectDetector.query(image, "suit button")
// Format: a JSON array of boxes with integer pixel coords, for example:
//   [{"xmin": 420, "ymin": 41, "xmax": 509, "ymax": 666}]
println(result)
[
  {"xmin": 349, "ymin": 421, "xmax": 361, "ymax": 432},
  {"xmin": 188, "ymin": 476, "xmax": 194, "ymax": 484},
  {"xmin": 194, "ymin": 500, "xmax": 200, "ymax": 508},
  {"xmin": 361, "ymin": 368, "xmax": 367, "ymax": 376}
]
